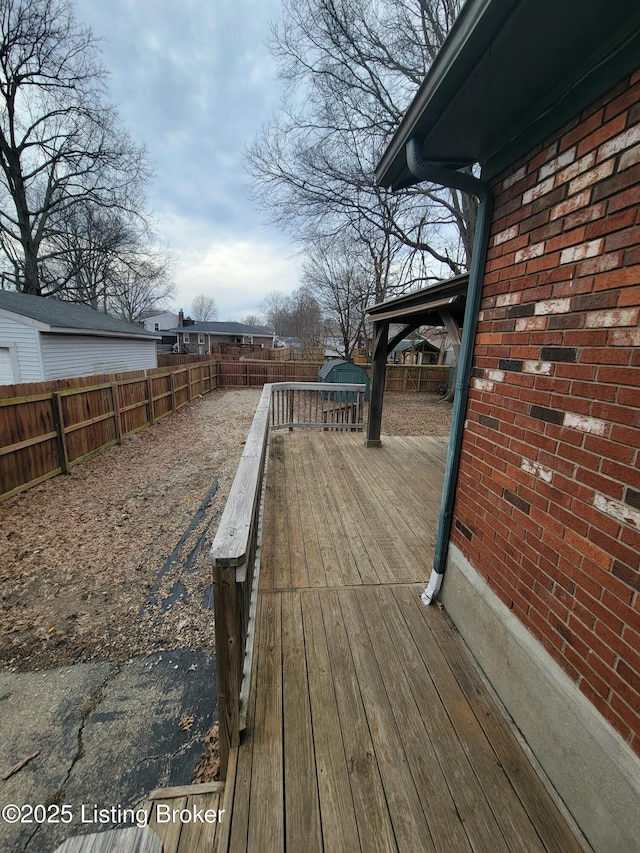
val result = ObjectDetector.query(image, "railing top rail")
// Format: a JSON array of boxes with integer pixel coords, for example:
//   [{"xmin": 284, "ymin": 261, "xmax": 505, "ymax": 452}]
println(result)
[
  {"xmin": 209, "ymin": 384, "xmax": 271, "ymax": 569},
  {"xmin": 270, "ymin": 381, "xmax": 365, "ymax": 392}
]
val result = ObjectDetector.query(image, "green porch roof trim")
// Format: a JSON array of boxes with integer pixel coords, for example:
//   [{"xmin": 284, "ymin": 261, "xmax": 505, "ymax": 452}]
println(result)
[{"xmin": 376, "ymin": 0, "xmax": 640, "ymax": 186}]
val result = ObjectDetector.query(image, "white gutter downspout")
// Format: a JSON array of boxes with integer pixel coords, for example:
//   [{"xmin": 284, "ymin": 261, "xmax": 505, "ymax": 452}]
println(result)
[{"xmin": 401, "ymin": 139, "xmax": 494, "ymax": 605}]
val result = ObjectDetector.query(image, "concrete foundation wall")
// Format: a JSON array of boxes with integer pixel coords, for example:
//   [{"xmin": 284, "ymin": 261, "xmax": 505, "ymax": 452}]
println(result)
[{"xmin": 440, "ymin": 544, "xmax": 640, "ymax": 853}]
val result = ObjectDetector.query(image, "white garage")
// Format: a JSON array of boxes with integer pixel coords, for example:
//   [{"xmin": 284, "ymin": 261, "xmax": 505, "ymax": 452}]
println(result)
[{"xmin": 0, "ymin": 291, "xmax": 160, "ymax": 386}]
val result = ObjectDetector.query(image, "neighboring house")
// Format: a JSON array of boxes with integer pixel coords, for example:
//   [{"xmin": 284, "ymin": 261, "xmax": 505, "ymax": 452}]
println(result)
[
  {"xmin": 371, "ymin": 1, "xmax": 640, "ymax": 851},
  {"xmin": 0, "ymin": 291, "xmax": 159, "ymax": 385},
  {"xmin": 140, "ymin": 311, "xmax": 179, "ymax": 333},
  {"xmin": 170, "ymin": 322, "xmax": 275, "ymax": 355},
  {"xmin": 391, "ymin": 335, "xmax": 441, "ymax": 364},
  {"xmin": 140, "ymin": 312, "xmax": 179, "ymax": 354}
]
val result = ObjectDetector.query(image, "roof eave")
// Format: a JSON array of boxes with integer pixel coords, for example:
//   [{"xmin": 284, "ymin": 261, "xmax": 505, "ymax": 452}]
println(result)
[
  {"xmin": 376, "ymin": 0, "xmax": 640, "ymax": 189},
  {"xmin": 45, "ymin": 327, "xmax": 161, "ymax": 340},
  {"xmin": 376, "ymin": 0, "xmax": 513, "ymax": 188}
]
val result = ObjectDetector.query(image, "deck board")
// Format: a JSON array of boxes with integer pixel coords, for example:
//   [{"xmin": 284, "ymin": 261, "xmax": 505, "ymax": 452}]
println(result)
[{"xmin": 220, "ymin": 432, "xmax": 585, "ymax": 853}]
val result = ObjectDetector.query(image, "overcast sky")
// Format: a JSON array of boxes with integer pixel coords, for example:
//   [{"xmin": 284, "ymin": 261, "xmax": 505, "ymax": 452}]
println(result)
[{"xmin": 78, "ymin": 0, "xmax": 300, "ymax": 321}]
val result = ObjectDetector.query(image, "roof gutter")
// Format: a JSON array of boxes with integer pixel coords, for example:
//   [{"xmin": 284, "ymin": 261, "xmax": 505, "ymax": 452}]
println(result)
[{"xmin": 402, "ymin": 139, "xmax": 493, "ymax": 605}]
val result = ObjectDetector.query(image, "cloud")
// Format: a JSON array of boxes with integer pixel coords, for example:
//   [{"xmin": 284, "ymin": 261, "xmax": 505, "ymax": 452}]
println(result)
[
  {"xmin": 173, "ymin": 234, "xmax": 303, "ymax": 320},
  {"xmin": 78, "ymin": 0, "xmax": 299, "ymax": 320}
]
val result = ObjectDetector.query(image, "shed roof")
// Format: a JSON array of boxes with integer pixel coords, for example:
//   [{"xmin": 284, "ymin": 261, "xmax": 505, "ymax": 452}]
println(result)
[
  {"xmin": 318, "ymin": 359, "xmax": 353, "ymax": 381},
  {"xmin": 376, "ymin": 0, "xmax": 640, "ymax": 186},
  {"xmin": 0, "ymin": 290, "xmax": 159, "ymax": 339},
  {"xmin": 393, "ymin": 337, "xmax": 440, "ymax": 354}
]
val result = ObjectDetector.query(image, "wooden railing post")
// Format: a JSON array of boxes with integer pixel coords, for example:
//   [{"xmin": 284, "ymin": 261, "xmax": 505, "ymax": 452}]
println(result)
[
  {"xmin": 111, "ymin": 383, "xmax": 123, "ymax": 444},
  {"xmin": 169, "ymin": 370, "xmax": 176, "ymax": 414},
  {"xmin": 213, "ymin": 564, "xmax": 242, "ymax": 781},
  {"xmin": 146, "ymin": 376, "xmax": 155, "ymax": 424},
  {"xmin": 51, "ymin": 392, "xmax": 70, "ymax": 474}
]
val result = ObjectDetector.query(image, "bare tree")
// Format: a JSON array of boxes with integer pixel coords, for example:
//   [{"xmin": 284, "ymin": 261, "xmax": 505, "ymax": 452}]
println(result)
[
  {"xmin": 260, "ymin": 290, "xmax": 292, "ymax": 337},
  {"xmin": 107, "ymin": 255, "xmax": 174, "ymax": 323},
  {"xmin": 191, "ymin": 294, "xmax": 218, "ymax": 321},
  {"xmin": 302, "ymin": 239, "xmax": 373, "ymax": 359},
  {"xmin": 0, "ymin": 0, "xmax": 149, "ymax": 296},
  {"xmin": 260, "ymin": 286, "xmax": 322, "ymax": 343},
  {"xmin": 247, "ymin": 0, "xmax": 472, "ymax": 305}
]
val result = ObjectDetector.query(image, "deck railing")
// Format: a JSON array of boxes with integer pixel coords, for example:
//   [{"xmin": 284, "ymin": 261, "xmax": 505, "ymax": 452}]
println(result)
[
  {"xmin": 210, "ymin": 381, "xmax": 366, "ymax": 777},
  {"xmin": 271, "ymin": 381, "xmax": 366, "ymax": 430}
]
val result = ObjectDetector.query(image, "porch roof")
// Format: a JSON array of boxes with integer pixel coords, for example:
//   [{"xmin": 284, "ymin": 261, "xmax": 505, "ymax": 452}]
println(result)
[
  {"xmin": 366, "ymin": 273, "xmax": 468, "ymax": 328},
  {"xmin": 376, "ymin": 0, "xmax": 640, "ymax": 186}
]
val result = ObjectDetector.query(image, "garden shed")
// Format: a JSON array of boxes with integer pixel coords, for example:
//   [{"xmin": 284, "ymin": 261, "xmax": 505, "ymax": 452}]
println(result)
[{"xmin": 318, "ymin": 359, "xmax": 370, "ymax": 400}]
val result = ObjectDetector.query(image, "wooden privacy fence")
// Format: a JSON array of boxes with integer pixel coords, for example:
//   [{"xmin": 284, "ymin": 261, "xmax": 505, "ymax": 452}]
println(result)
[
  {"xmin": 0, "ymin": 360, "xmax": 220, "ymax": 502},
  {"xmin": 384, "ymin": 364, "xmax": 450, "ymax": 391},
  {"xmin": 219, "ymin": 359, "xmax": 325, "ymax": 386},
  {"xmin": 158, "ymin": 357, "xmax": 449, "ymax": 392}
]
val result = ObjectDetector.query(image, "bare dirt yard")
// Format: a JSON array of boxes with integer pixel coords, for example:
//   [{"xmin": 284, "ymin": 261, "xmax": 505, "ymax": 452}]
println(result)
[{"xmin": 0, "ymin": 388, "xmax": 451, "ymax": 673}]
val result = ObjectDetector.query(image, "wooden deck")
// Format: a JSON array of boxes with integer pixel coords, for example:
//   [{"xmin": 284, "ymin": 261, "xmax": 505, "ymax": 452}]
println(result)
[
  {"xmin": 146, "ymin": 783, "xmax": 226, "ymax": 852},
  {"xmin": 219, "ymin": 432, "xmax": 585, "ymax": 853}
]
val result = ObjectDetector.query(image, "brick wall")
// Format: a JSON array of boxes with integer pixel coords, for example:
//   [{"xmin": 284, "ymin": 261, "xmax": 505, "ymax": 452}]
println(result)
[{"xmin": 452, "ymin": 71, "xmax": 640, "ymax": 754}]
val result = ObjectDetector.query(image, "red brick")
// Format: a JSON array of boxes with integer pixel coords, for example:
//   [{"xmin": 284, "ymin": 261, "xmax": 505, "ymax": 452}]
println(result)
[
  {"xmin": 603, "ymin": 591, "xmax": 640, "ymax": 632},
  {"xmin": 586, "ymin": 207, "xmax": 638, "ymax": 240},
  {"xmin": 620, "ymin": 527, "xmax": 640, "ymax": 559},
  {"xmin": 601, "ymin": 457, "xmax": 639, "ymax": 485},
  {"xmin": 589, "ymin": 528, "xmax": 640, "ymax": 571},
  {"xmin": 563, "ymin": 329, "xmax": 609, "ymax": 347},
  {"xmin": 555, "ymin": 363, "xmax": 597, "ymax": 382},
  {"xmin": 598, "ymin": 365, "xmax": 640, "ymax": 386},
  {"xmin": 580, "ymin": 662, "xmax": 613, "ymax": 700},
  {"xmin": 525, "ymin": 252, "xmax": 563, "ymax": 274},
  {"xmin": 606, "ymin": 183, "xmax": 640, "ymax": 214},
  {"xmin": 603, "ymin": 80, "xmax": 640, "ymax": 121},
  {"xmin": 569, "ymin": 614, "xmax": 617, "ymax": 666},
  {"xmin": 575, "ymin": 588, "xmax": 625, "ymax": 637},
  {"xmin": 623, "ymin": 247, "xmax": 640, "ymax": 266},
  {"xmin": 618, "ymin": 386, "xmax": 640, "ymax": 408},
  {"xmin": 563, "ymin": 203, "xmax": 607, "ymax": 231},
  {"xmin": 561, "ymin": 109, "xmax": 603, "ymax": 149},
  {"xmin": 580, "ymin": 347, "xmax": 630, "ymax": 365},
  {"xmin": 576, "ymin": 252, "xmax": 623, "ymax": 277},
  {"xmin": 618, "ymin": 285, "xmax": 640, "ymax": 307},
  {"xmin": 546, "ymin": 227, "xmax": 587, "ymax": 252},
  {"xmin": 576, "ymin": 468, "xmax": 625, "ymax": 502},
  {"xmin": 583, "ymin": 434, "xmax": 636, "ymax": 464},
  {"xmin": 611, "ymin": 423, "xmax": 640, "ymax": 447},
  {"xmin": 577, "ymin": 114, "xmax": 627, "ymax": 157},
  {"xmin": 573, "ymin": 382, "xmax": 618, "ymax": 403}
]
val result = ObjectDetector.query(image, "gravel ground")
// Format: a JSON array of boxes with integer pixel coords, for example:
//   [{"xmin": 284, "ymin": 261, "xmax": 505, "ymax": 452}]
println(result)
[{"xmin": 0, "ymin": 388, "xmax": 451, "ymax": 673}]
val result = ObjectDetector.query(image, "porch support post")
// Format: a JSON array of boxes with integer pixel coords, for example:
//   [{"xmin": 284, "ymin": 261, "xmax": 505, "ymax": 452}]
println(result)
[{"xmin": 365, "ymin": 319, "xmax": 389, "ymax": 447}]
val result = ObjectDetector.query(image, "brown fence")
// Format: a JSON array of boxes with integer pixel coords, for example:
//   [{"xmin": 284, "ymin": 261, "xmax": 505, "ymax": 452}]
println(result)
[
  {"xmin": 219, "ymin": 360, "xmax": 325, "ymax": 386},
  {"xmin": 219, "ymin": 360, "xmax": 449, "ymax": 390},
  {"xmin": 0, "ymin": 360, "xmax": 220, "ymax": 502},
  {"xmin": 384, "ymin": 364, "xmax": 450, "ymax": 391},
  {"xmin": 247, "ymin": 345, "xmax": 326, "ymax": 362}
]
